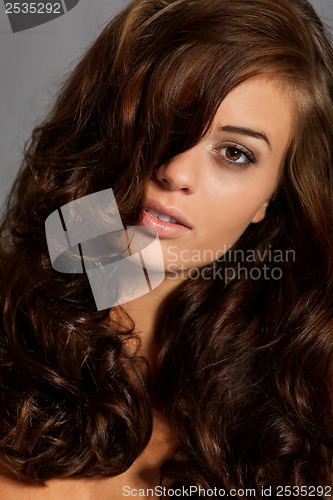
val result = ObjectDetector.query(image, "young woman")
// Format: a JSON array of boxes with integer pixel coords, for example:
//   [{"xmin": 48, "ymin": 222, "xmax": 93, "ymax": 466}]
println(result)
[{"xmin": 0, "ymin": 0, "xmax": 332, "ymax": 498}]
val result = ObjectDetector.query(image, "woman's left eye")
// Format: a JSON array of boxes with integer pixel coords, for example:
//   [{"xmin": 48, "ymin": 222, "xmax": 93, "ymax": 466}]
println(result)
[{"xmin": 213, "ymin": 145, "xmax": 256, "ymax": 168}]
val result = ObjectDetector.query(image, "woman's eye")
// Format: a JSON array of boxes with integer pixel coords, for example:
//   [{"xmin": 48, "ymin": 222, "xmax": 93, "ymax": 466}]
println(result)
[
  {"xmin": 213, "ymin": 145, "xmax": 256, "ymax": 168},
  {"xmin": 225, "ymin": 147, "xmax": 244, "ymax": 162}
]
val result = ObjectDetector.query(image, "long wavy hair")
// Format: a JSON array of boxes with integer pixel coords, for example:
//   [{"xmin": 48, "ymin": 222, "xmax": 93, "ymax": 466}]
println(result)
[{"xmin": 0, "ymin": 0, "xmax": 332, "ymax": 495}]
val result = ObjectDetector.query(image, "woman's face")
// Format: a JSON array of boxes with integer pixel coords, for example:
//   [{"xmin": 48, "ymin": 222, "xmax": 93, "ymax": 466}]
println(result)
[{"xmin": 140, "ymin": 76, "xmax": 293, "ymax": 274}]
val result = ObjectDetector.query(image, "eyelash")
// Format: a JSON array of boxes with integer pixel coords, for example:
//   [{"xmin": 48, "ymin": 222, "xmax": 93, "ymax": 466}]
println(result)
[{"xmin": 212, "ymin": 143, "xmax": 257, "ymax": 169}]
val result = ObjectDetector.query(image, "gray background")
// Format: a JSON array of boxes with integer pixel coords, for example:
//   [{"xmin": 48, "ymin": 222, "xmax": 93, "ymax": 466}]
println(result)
[{"xmin": 0, "ymin": 0, "xmax": 332, "ymax": 208}]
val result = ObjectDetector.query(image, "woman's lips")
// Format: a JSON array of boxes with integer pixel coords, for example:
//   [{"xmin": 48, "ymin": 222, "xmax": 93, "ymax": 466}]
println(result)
[
  {"xmin": 140, "ymin": 209, "xmax": 191, "ymax": 238},
  {"xmin": 144, "ymin": 198, "xmax": 192, "ymax": 228}
]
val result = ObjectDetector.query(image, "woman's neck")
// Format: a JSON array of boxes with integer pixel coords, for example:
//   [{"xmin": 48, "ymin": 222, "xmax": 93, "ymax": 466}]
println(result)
[{"xmin": 118, "ymin": 273, "xmax": 183, "ymax": 362}]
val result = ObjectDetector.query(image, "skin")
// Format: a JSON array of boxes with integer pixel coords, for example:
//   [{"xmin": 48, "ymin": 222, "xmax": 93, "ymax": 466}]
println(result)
[
  {"xmin": 144, "ymin": 75, "xmax": 293, "ymax": 273},
  {"xmin": 0, "ymin": 76, "xmax": 294, "ymax": 500}
]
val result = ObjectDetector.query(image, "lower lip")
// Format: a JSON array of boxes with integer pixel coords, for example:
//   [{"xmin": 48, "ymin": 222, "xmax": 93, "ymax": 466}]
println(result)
[{"xmin": 140, "ymin": 210, "xmax": 191, "ymax": 238}]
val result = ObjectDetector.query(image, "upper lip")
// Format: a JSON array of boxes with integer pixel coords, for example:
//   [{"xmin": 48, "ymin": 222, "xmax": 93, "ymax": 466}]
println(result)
[{"xmin": 143, "ymin": 199, "xmax": 192, "ymax": 229}]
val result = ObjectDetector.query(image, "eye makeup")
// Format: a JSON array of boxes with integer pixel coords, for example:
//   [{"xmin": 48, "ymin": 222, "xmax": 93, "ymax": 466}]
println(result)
[{"xmin": 212, "ymin": 142, "xmax": 257, "ymax": 169}]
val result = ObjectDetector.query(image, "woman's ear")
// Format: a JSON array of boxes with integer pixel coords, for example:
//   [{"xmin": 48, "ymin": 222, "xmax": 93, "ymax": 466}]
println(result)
[{"xmin": 251, "ymin": 200, "xmax": 270, "ymax": 224}]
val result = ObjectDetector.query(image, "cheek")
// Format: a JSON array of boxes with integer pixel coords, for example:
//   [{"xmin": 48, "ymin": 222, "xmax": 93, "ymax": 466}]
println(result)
[
  {"xmin": 207, "ymin": 179, "xmax": 270, "ymax": 226},
  {"xmin": 163, "ymin": 170, "xmax": 280, "ymax": 271},
  {"xmin": 197, "ymin": 174, "xmax": 277, "ymax": 252}
]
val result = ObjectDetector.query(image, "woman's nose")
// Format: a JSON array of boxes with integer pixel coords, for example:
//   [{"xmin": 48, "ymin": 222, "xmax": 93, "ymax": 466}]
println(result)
[{"xmin": 154, "ymin": 146, "xmax": 200, "ymax": 193}]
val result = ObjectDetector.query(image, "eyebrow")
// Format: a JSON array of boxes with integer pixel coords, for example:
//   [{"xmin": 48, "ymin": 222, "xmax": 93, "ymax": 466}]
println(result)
[{"xmin": 217, "ymin": 125, "xmax": 272, "ymax": 150}]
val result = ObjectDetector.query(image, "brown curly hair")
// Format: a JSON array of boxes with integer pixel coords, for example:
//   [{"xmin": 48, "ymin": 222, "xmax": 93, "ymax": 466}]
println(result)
[{"xmin": 0, "ymin": 0, "xmax": 333, "ymax": 496}]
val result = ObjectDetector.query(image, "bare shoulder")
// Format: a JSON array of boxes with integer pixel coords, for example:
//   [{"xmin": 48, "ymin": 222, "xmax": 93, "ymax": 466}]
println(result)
[
  {"xmin": 0, "ymin": 471, "xmax": 47, "ymax": 500},
  {"xmin": 0, "ymin": 473, "xmax": 124, "ymax": 500},
  {"xmin": 0, "ymin": 471, "xmax": 90, "ymax": 500},
  {"xmin": 0, "ymin": 410, "xmax": 176, "ymax": 500}
]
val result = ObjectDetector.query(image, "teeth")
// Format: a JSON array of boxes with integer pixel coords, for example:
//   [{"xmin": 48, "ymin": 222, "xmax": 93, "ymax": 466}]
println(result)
[
  {"xmin": 147, "ymin": 209, "xmax": 161, "ymax": 218},
  {"xmin": 146, "ymin": 208, "xmax": 181, "ymax": 225},
  {"xmin": 158, "ymin": 214, "xmax": 178, "ymax": 223}
]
